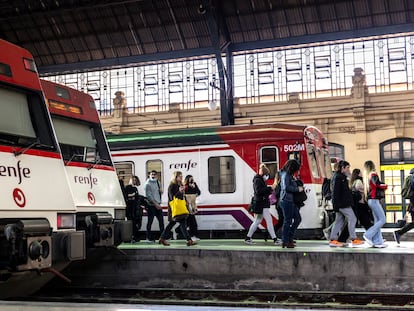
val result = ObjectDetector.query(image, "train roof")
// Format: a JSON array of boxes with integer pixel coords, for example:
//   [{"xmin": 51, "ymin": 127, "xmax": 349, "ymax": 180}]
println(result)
[
  {"xmin": 106, "ymin": 123, "xmax": 315, "ymax": 151},
  {"xmin": 41, "ymin": 79, "xmax": 100, "ymax": 124}
]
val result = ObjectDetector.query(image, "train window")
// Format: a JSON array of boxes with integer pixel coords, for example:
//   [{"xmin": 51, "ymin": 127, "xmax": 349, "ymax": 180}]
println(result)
[
  {"xmin": 0, "ymin": 87, "xmax": 36, "ymax": 139},
  {"xmin": 260, "ymin": 147, "xmax": 279, "ymax": 178},
  {"xmin": 321, "ymin": 149, "xmax": 333, "ymax": 178},
  {"xmin": 208, "ymin": 156, "xmax": 236, "ymax": 193},
  {"xmin": 114, "ymin": 161, "xmax": 135, "ymax": 185},
  {"xmin": 146, "ymin": 160, "xmax": 163, "ymax": 191},
  {"xmin": 306, "ymin": 144, "xmax": 320, "ymax": 178}
]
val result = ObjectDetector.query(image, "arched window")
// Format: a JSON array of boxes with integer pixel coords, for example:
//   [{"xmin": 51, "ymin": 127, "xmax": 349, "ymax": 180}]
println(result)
[
  {"xmin": 380, "ymin": 138, "xmax": 414, "ymax": 164},
  {"xmin": 328, "ymin": 143, "xmax": 344, "ymax": 160}
]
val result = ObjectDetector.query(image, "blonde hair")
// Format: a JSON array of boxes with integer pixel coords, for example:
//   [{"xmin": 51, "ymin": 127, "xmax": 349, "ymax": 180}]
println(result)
[
  {"xmin": 170, "ymin": 171, "xmax": 183, "ymax": 185},
  {"xmin": 363, "ymin": 160, "xmax": 375, "ymax": 198},
  {"xmin": 259, "ymin": 163, "xmax": 269, "ymax": 174}
]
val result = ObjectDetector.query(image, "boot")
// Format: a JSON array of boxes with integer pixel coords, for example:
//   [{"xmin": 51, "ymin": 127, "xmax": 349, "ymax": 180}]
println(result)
[{"xmin": 159, "ymin": 238, "xmax": 170, "ymax": 246}]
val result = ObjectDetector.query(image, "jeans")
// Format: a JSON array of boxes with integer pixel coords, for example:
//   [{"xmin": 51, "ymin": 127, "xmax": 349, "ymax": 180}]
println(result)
[
  {"xmin": 161, "ymin": 218, "xmax": 190, "ymax": 241},
  {"xmin": 365, "ymin": 199, "xmax": 386, "ymax": 245},
  {"xmin": 280, "ymin": 200, "xmax": 302, "ymax": 244},
  {"xmin": 146, "ymin": 205, "xmax": 165, "ymax": 240},
  {"xmin": 247, "ymin": 207, "xmax": 277, "ymax": 239},
  {"xmin": 330, "ymin": 206, "xmax": 357, "ymax": 241}
]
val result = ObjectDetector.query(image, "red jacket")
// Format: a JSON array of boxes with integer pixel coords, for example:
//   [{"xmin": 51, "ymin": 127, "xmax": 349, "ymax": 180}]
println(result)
[{"xmin": 368, "ymin": 172, "xmax": 388, "ymax": 199}]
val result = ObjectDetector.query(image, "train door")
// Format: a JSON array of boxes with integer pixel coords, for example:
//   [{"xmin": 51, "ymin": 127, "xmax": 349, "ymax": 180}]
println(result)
[
  {"xmin": 146, "ymin": 159, "xmax": 164, "ymax": 195},
  {"xmin": 115, "ymin": 161, "xmax": 135, "ymax": 186},
  {"xmin": 259, "ymin": 146, "xmax": 279, "ymax": 179}
]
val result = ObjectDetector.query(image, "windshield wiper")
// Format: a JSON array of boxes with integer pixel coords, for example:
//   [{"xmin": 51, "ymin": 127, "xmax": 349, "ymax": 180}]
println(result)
[
  {"xmin": 65, "ymin": 153, "xmax": 84, "ymax": 166},
  {"xmin": 14, "ymin": 139, "xmax": 40, "ymax": 157}
]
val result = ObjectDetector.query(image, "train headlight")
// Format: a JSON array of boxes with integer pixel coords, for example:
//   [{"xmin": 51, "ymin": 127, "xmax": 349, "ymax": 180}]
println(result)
[{"xmin": 57, "ymin": 213, "xmax": 76, "ymax": 229}]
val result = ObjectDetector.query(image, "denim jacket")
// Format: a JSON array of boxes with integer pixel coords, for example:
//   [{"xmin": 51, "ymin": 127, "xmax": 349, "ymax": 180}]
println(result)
[{"xmin": 280, "ymin": 170, "xmax": 299, "ymax": 203}]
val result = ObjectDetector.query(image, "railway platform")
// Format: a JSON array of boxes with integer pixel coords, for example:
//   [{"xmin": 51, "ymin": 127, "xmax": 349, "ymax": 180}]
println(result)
[{"xmin": 39, "ymin": 228, "xmax": 414, "ymax": 296}]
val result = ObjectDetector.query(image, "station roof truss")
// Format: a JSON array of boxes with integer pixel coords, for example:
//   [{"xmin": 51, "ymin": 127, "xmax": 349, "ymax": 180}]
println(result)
[{"xmin": 1, "ymin": 0, "xmax": 414, "ymax": 75}]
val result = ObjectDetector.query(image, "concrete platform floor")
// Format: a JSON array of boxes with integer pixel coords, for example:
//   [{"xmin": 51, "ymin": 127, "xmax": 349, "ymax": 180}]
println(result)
[{"xmin": 43, "ymin": 228, "xmax": 414, "ymax": 296}]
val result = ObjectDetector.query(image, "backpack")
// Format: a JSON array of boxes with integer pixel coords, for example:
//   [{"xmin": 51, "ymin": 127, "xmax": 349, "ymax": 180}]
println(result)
[
  {"xmin": 321, "ymin": 177, "xmax": 332, "ymax": 201},
  {"xmin": 401, "ymin": 174, "xmax": 414, "ymax": 199}
]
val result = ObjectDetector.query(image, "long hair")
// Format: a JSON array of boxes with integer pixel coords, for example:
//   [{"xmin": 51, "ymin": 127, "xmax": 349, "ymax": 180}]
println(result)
[
  {"xmin": 170, "ymin": 171, "xmax": 183, "ymax": 185},
  {"xmin": 281, "ymin": 159, "xmax": 300, "ymax": 175},
  {"xmin": 349, "ymin": 168, "xmax": 361, "ymax": 188},
  {"xmin": 183, "ymin": 174, "xmax": 193, "ymax": 186},
  {"xmin": 363, "ymin": 160, "xmax": 375, "ymax": 197}
]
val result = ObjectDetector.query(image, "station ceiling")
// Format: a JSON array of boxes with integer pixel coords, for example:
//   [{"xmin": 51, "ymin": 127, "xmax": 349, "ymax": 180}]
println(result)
[{"xmin": 1, "ymin": 0, "xmax": 414, "ymax": 75}]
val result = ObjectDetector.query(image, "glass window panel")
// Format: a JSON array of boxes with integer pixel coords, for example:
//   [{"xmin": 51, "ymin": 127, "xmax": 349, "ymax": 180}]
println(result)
[
  {"xmin": 0, "ymin": 88, "xmax": 36, "ymax": 138},
  {"xmin": 208, "ymin": 156, "xmax": 236, "ymax": 193}
]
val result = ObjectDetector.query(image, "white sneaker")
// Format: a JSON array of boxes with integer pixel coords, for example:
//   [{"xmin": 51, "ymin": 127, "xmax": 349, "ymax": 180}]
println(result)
[
  {"xmin": 172, "ymin": 230, "xmax": 178, "ymax": 240},
  {"xmin": 244, "ymin": 238, "xmax": 255, "ymax": 245},
  {"xmin": 363, "ymin": 234, "xmax": 373, "ymax": 246},
  {"xmin": 273, "ymin": 239, "xmax": 282, "ymax": 246},
  {"xmin": 145, "ymin": 239, "xmax": 155, "ymax": 243},
  {"xmin": 191, "ymin": 236, "xmax": 200, "ymax": 242},
  {"xmin": 373, "ymin": 244, "xmax": 388, "ymax": 248},
  {"xmin": 323, "ymin": 228, "xmax": 330, "ymax": 240}
]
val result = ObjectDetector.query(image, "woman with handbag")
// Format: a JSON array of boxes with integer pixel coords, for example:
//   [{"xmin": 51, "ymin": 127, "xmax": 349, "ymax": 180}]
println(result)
[
  {"xmin": 363, "ymin": 160, "xmax": 388, "ymax": 248},
  {"xmin": 159, "ymin": 171, "xmax": 196, "ymax": 246},
  {"xmin": 244, "ymin": 164, "xmax": 281, "ymax": 246},
  {"xmin": 279, "ymin": 159, "xmax": 303, "ymax": 248}
]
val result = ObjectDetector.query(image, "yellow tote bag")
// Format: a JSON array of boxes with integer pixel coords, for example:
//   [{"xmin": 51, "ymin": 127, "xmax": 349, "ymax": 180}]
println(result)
[{"xmin": 169, "ymin": 196, "xmax": 189, "ymax": 221}]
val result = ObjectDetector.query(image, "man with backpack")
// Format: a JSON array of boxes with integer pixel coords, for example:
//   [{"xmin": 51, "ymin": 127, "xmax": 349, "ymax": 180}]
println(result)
[{"xmin": 394, "ymin": 168, "xmax": 414, "ymax": 244}]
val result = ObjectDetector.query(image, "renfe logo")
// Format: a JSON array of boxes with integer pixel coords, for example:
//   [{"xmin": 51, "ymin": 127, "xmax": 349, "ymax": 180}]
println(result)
[
  {"xmin": 0, "ymin": 160, "xmax": 31, "ymax": 184},
  {"xmin": 74, "ymin": 172, "xmax": 98, "ymax": 189},
  {"xmin": 169, "ymin": 159, "xmax": 197, "ymax": 171}
]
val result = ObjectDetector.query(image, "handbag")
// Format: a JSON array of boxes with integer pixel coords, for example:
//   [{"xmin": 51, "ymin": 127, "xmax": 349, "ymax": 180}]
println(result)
[
  {"xmin": 269, "ymin": 191, "xmax": 277, "ymax": 205},
  {"xmin": 169, "ymin": 196, "xmax": 189, "ymax": 221}
]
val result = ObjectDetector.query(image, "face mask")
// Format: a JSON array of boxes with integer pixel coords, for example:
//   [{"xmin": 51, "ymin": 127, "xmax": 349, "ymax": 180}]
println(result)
[
  {"xmin": 150, "ymin": 176, "xmax": 157, "ymax": 180},
  {"xmin": 263, "ymin": 175, "xmax": 269, "ymax": 181}
]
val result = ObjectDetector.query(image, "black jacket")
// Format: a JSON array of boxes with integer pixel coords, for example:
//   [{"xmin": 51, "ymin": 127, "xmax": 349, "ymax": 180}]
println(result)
[
  {"xmin": 332, "ymin": 171, "xmax": 352, "ymax": 211},
  {"xmin": 253, "ymin": 174, "xmax": 272, "ymax": 212}
]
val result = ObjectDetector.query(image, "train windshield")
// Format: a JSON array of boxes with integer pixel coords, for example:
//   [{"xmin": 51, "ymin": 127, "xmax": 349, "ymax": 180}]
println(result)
[
  {"xmin": 52, "ymin": 117, "xmax": 111, "ymax": 165},
  {"xmin": 0, "ymin": 86, "xmax": 56, "ymax": 150}
]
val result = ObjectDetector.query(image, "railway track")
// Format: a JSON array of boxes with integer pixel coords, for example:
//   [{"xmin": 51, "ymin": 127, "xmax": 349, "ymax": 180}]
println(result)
[{"xmin": 19, "ymin": 287, "xmax": 414, "ymax": 309}]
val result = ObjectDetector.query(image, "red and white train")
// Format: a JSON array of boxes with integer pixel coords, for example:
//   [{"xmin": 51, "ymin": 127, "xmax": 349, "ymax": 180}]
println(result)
[
  {"xmin": 41, "ymin": 79, "xmax": 130, "ymax": 247},
  {"xmin": 107, "ymin": 123, "xmax": 333, "ymax": 239},
  {"xmin": 0, "ymin": 39, "xmax": 85, "ymax": 297}
]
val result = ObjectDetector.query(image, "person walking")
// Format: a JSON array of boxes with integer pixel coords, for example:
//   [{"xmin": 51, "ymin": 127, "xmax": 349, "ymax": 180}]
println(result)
[
  {"xmin": 144, "ymin": 170, "xmax": 164, "ymax": 242},
  {"xmin": 271, "ymin": 171, "xmax": 284, "ymax": 239},
  {"xmin": 279, "ymin": 159, "xmax": 303, "ymax": 248},
  {"xmin": 393, "ymin": 168, "xmax": 414, "ymax": 244},
  {"xmin": 350, "ymin": 168, "xmax": 373, "ymax": 230},
  {"xmin": 245, "ymin": 164, "xmax": 281, "ymax": 246},
  {"xmin": 184, "ymin": 175, "xmax": 201, "ymax": 242},
  {"xmin": 363, "ymin": 160, "xmax": 388, "ymax": 248},
  {"xmin": 159, "ymin": 171, "xmax": 196, "ymax": 246},
  {"xmin": 328, "ymin": 160, "xmax": 364, "ymax": 247}
]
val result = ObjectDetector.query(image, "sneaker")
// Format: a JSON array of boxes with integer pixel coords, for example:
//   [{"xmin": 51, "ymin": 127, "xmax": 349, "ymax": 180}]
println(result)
[
  {"xmin": 329, "ymin": 240, "xmax": 344, "ymax": 247},
  {"xmin": 351, "ymin": 239, "xmax": 364, "ymax": 246},
  {"xmin": 393, "ymin": 231, "xmax": 401, "ymax": 244},
  {"xmin": 323, "ymin": 228, "xmax": 330, "ymax": 240},
  {"xmin": 373, "ymin": 244, "xmax": 388, "ymax": 248},
  {"xmin": 145, "ymin": 239, "xmax": 155, "ymax": 243},
  {"xmin": 273, "ymin": 238, "xmax": 282, "ymax": 246},
  {"xmin": 244, "ymin": 238, "xmax": 256, "ymax": 245},
  {"xmin": 363, "ymin": 234, "xmax": 374, "ymax": 246}
]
